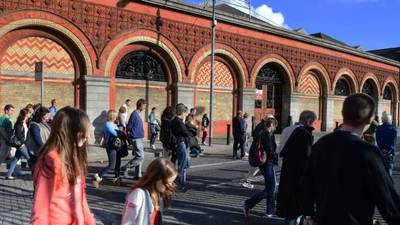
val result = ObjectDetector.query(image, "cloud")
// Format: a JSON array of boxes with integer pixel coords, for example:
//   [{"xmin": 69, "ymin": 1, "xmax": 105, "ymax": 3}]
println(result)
[
  {"xmin": 216, "ymin": 0, "xmax": 287, "ymax": 27},
  {"xmin": 253, "ymin": 4, "xmax": 285, "ymax": 27}
]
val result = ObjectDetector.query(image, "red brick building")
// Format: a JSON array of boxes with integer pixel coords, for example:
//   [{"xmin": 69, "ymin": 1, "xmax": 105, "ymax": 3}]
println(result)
[{"xmin": 0, "ymin": 0, "xmax": 399, "ymax": 140}]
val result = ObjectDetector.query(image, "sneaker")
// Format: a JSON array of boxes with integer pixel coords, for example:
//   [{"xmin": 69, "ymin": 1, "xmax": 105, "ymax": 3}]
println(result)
[
  {"xmin": 93, "ymin": 173, "xmax": 102, "ymax": 182},
  {"xmin": 5, "ymin": 176, "xmax": 15, "ymax": 180},
  {"xmin": 243, "ymin": 203, "xmax": 251, "ymax": 218},
  {"xmin": 266, "ymin": 214, "xmax": 274, "ymax": 218},
  {"xmin": 113, "ymin": 177, "xmax": 122, "ymax": 186},
  {"xmin": 242, "ymin": 182, "xmax": 254, "ymax": 189},
  {"xmin": 123, "ymin": 169, "xmax": 130, "ymax": 178},
  {"xmin": 151, "ymin": 145, "xmax": 156, "ymax": 150}
]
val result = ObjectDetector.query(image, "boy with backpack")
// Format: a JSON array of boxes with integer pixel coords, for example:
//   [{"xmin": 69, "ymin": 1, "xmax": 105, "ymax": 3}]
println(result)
[{"xmin": 244, "ymin": 117, "xmax": 278, "ymax": 218}]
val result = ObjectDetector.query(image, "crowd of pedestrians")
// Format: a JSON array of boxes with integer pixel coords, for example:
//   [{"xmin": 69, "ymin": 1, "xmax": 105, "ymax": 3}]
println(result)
[{"xmin": 1, "ymin": 92, "xmax": 400, "ymax": 225}]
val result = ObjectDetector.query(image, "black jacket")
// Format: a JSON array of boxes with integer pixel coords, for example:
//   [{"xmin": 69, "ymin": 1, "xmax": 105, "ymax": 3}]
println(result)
[
  {"xmin": 232, "ymin": 116, "xmax": 245, "ymax": 140},
  {"xmin": 14, "ymin": 120, "xmax": 27, "ymax": 146},
  {"xmin": 201, "ymin": 117, "xmax": 210, "ymax": 128},
  {"xmin": 171, "ymin": 117, "xmax": 192, "ymax": 144},
  {"xmin": 252, "ymin": 120, "xmax": 266, "ymax": 138},
  {"xmin": 302, "ymin": 130, "xmax": 400, "ymax": 225},
  {"xmin": 259, "ymin": 129, "xmax": 278, "ymax": 165},
  {"xmin": 276, "ymin": 126, "xmax": 314, "ymax": 219}
]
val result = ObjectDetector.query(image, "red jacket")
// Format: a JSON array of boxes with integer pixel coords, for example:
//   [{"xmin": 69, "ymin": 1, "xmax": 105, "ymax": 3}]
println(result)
[{"xmin": 31, "ymin": 149, "xmax": 95, "ymax": 225}]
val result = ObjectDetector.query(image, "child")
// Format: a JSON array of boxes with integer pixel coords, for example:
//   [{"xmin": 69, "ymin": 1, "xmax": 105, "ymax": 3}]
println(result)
[
  {"xmin": 121, "ymin": 158, "xmax": 178, "ymax": 225},
  {"xmin": 31, "ymin": 107, "xmax": 95, "ymax": 225}
]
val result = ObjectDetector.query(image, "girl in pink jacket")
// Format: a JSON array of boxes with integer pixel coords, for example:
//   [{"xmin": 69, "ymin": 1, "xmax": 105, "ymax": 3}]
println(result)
[{"xmin": 31, "ymin": 107, "xmax": 96, "ymax": 225}]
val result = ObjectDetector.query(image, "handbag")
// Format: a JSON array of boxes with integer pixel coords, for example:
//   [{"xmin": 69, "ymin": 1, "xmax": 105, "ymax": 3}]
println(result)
[
  {"xmin": 108, "ymin": 135, "xmax": 123, "ymax": 150},
  {"xmin": 7, "ymin": 131, "xmax": 22, "ymax": 148}
]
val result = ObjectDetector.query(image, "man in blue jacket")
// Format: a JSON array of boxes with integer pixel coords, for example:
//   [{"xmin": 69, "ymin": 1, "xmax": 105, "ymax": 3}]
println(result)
[
  {"xmin": 122, "ymin": 99, "xmax": 146, "ymax": 180},
  {"xmin": 376, "ymin": 112, "xmax": 397, "ymax": 176}
]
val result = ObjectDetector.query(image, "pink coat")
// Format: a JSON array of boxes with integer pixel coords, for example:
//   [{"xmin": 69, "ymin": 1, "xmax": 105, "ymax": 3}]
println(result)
[{"xmin": 31, "ymin": 149, "xmax": 96, "ymax": 225}]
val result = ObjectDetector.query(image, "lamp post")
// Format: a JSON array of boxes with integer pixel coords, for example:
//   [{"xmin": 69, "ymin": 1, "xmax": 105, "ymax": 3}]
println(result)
[{"xmin": 209, "ymin": 0, "xmax": 216, "ymax": 146}]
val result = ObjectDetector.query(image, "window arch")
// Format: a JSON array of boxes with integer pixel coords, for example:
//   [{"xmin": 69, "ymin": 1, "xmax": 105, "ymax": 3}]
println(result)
[
  {"xmin": 383, "ymin": 86, "xmax": 393, "ymax": 100},
  {"xmin": 362, "ymin": 79, "xmax": 376, "ymax": 98},
  {"xmin": 334, "ymin": 78, "xmax": 350, "ymax": 96},
  {"xmin": 116, "ymin": 51, "xmax": 167, "ymax": 82}
]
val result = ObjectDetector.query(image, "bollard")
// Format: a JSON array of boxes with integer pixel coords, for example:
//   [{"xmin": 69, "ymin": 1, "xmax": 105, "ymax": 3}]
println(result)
[{"xmin": 227, "ymin": 124, "xmax": 231, "ymax": 145}]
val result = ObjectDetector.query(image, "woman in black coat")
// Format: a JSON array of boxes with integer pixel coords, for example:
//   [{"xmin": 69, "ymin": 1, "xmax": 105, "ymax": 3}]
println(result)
[{"xmin": 6, "ymin": 109, "xmax": 32, "ymax": 179}]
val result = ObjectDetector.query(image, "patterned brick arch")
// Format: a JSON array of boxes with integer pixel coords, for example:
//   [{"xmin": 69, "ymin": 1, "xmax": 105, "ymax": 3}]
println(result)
[
  {"xmin": 0, "ymin": 11, "xmax": 96, "ymax": 76},
  {"xmin": 1, "ymin": 37, "xmax": 74, "ymax": 77},
  {"xmin": 195, "ymin": 60, "xmax": 234, "ymax": 88},
  {"xmin": 332, "ymin": 68, "xmax": 358, "ymax": 94},
  {"xmin": 188, "ymin": 43, "xmax": 248, "ymax": 88},
  {"xmin": 298, "ymin": 73, "xmax": 321, "ymax": 95},
  {"xmin": 297, "ymin": 62, "xmax": 331, "ymax": 95}
]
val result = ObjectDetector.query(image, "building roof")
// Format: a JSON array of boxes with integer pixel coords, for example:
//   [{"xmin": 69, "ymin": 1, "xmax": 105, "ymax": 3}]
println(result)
[
  {"xmin": 213, "ymin": 4, "xmax": 267, "ymax": 24},
  {"xmin": 369, "ymin": 47, "xmax": 400, "ymax": 62},
  {"xmin": 310, "ymin": 32, "xmax": 350, "ymax": 48},
  {"xmin": 140, "ymin": 0, "xmax": 400, "ymax": 67}
]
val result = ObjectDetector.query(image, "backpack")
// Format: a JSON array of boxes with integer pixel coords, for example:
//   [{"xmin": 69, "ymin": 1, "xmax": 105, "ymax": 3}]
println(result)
[
  {"xmin": 248, "ymin": 137, "xmax": 267, "ymax": 167},
  {"xmin": 160, "ymin": 120, "xmax": 177, "ymax": 150}
]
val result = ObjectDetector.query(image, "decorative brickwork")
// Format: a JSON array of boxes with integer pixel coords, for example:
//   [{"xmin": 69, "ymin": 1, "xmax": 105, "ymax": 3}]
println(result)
[
  {"xmin": 195, "ymin": 60, "xmax": 234, "ymax": 88},
  {"xmin": 299, "ymin": 73, "xmax": 321, "ymax": 95},
  {"xmin": 1, "ymin": 37, "xmax": 74, "ymax": 77}
]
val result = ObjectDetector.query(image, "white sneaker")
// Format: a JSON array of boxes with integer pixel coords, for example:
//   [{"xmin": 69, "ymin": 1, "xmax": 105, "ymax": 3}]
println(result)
[
  {"xmin": 151, "ymin": 145, "xmax": 156, "ymax": 150},
  {"xmin": 242, "ymin": 182, "xmax": 254, "ymax": 189},
  {"xmin": 266, "ymin": 214, "xmax": 274, "ymax": 218},
  {"xmin": 93, "ymin": 173, "xmax": 102, "ymax": 183}
]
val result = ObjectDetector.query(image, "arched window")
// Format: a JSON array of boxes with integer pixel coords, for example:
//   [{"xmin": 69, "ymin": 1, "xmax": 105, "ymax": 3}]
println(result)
[
  {"xmin": 383, "ymin": 86, "xmax": 393, "ymax": 100},
  {"xmin": 334, "ymin": 78, "xmax": 350, "ymax": 96},
  {"xmin": 362, "ymin": 80, "xmax": 376, "ymax": 98},
  {"xmin": 116, "ymin": 51, "xmax": 166, "ymax": 82}
]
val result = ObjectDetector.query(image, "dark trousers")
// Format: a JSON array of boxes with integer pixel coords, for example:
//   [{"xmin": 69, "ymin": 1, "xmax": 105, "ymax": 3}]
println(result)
[
  {"xmin": 233, "ymin": 137, "xmax": 245, "ymax": 159},
  {"xmin": 150, "ymin": 132, "xmax": 158, "ymax": 145},
  {"xmin": 245, "ymin": 162, "xmax": 276, "ymax": 214},
  {"xmin": 99, "ymin": 148, "xmax": 121, "ymax": 178}
]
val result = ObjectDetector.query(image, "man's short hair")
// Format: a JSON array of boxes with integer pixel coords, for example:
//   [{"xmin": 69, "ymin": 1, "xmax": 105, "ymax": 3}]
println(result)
[
  {"xmin": 299, "ymin": 110, "xmax": 317, "ymax": 124},
  {"xmin": 176, "ymin": 103, "xmax": 188, "ymax": 116},
  {"xmin": 342, "ymin": 93, "xmax": 376, "ymax": 128},
  {"xmin": 152, "ymin": 107, "xmax": 157, "ymax": 111},
  {"xmin": 125, "ymin": 99, "xmax": 132, "ymax": 103},
  {"xmin": 4, "ymin": 104, "xmax": 14, "ymax": 112},
  {"xmin": 51, "ymin": 99, "xmax": 56, "ymax": 105},
  {"xmin": 136, "ymin": 99, "xmax": 146, "ymax": 109}
]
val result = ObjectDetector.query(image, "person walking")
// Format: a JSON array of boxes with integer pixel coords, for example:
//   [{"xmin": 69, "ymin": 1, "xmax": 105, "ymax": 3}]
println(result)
[
  {"xmin": 276, "ymin": 110, "xmax": 317, "ymax": 225},
  {"xmin": 186, "ymin": 115, "xmax": 202, "ymax": 157},
  {"xmin": 242, "ymin": 114, "xmax": 276, "ymax": 189},
  {"xmin": 121, "ymin": 158, "xmax": 178, "ymax": 225},
  {"xmin": 49, "ymin": 99, "xmax": 57, "ymax": 121},
  {"xmin": 0, "ymin": 104, "xmax": 15, "ymax": 167},
  {"xmin": 117, "ymin": 106, "xmax": 128, "ymax": 130},
  {"xmin": 160, "ymin": 106, "xmax": 177, "ymax": 161},
  {"xmin": 243, "ymin": 117, "xmax": 279, "ymax": 218},
  {"xmin": 120, "ymin": 99, "xmax": 132, "ymax": 127},
  {"xmin": 149, "ymin": 107, "xmax": 159, "ymax": 150},
  {"xmin": 302, "ymin": 93, "xmax": 400, "ymax": 225},
  {"xmin": 31, "ymin": 107, "xmax": 95, "ymax": 225},
  {"xmin": 26, "ymin": 106, "xmax": 51, "ymax": 163},
  {"xmin": 201, "ymin": 114, "xmax": 209, "ymax": 145},
  {"xmin": 171, "ymin": 103, "xmax": 191, "ymax": 190},
  {"xmin": 122, "ymin": 99, "xmax": 146, "ymax": 180},
  {"xmin": 93, "ymin": 110, "xmax": 123, "ymax": 187},
  {"xmin": 376, "ymin": 112, "xmax": 397, "ymax": 176},
  {"xmin": 232, "ymin": 111, "xmax": 245, "ymax": 160},
  {"xmin": 6, "ymin": 109, "xmax": 33, "ymax": 179}
]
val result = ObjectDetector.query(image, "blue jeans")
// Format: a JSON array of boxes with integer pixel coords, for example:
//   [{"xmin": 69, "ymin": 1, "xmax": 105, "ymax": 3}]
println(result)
[
  {"xmin": 99, "ymin": 148, "xmax": 121, "ymax": 178},
  {"xmin": 285, "ymin": 216, "xmax": 303, "ymax": 225},
  {"xmin": 385, "ymin": 159, "xmax": 394, "ymax": 176},
  {"xmin": 124, "ymin": 138, "xmax": 144, "ymax": 178},
  {"xmin": 245, "ymin": 162, "xmax": 276, "ymax": 215},
  {"xmin": 7, "ymin": 145, "xmax": 32, "ymax": 177},
  {"xmin": 177, "ymin": 142, "xmax": 190, "ymax": 188}
]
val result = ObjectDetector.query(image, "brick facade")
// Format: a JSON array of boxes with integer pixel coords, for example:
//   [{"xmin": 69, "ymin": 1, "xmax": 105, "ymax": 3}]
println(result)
[{"xmin": 0, "ymin": 0, "xmax": 399, "ymax": 138}]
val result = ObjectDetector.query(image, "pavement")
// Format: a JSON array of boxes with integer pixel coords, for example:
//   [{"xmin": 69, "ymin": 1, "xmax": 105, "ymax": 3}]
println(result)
[{"xmin": 0, "ymin": 139, "xmax": 399, "ymax": 225}]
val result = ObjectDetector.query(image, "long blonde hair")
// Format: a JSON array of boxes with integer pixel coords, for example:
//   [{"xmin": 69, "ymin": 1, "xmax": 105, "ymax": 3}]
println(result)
[
  {"xmin": 37, "ymin": 106, "xmax": 90, "ymax": 184},
  {"xmin": 132, "ymin": 158, "xmax": 177, "ymax": 208}
]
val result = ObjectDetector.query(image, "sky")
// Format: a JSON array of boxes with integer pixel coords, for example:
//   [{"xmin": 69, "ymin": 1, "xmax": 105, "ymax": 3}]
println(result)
[{"xmin": 185, "ymin": 0, "xmax": 400, "ymax": 51}]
